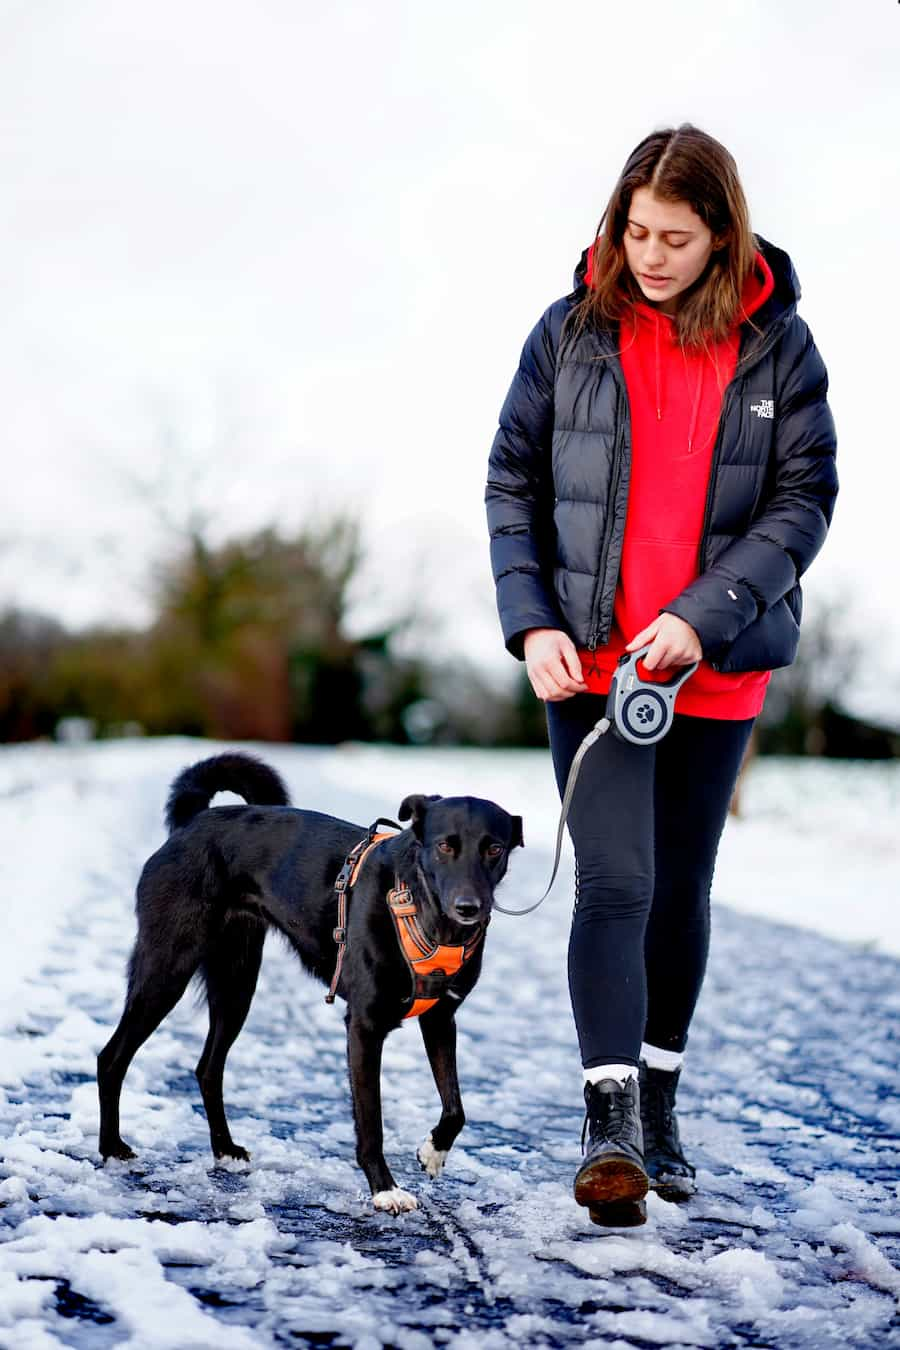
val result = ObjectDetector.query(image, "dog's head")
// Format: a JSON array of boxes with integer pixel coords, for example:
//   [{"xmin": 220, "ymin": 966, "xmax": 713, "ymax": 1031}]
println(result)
[{"xmin": 398, "ymin": 793, "xmax": 523, "ymax": 928}]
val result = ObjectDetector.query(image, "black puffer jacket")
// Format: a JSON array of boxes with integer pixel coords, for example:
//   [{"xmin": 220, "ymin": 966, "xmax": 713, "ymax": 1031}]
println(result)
[{"xmin": 485, "ymin": 236, "xmax": 838, "ymax": 673}]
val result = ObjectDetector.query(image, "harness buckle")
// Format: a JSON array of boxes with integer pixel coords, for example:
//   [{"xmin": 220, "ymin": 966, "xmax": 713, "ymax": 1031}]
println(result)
[
  {"xmin": 388, "ymin": 887, "xmax": 417, "ymax": 917},
  {"xmin": 333, "ymin": 926, "xmax": 346, "ymax": 943}
]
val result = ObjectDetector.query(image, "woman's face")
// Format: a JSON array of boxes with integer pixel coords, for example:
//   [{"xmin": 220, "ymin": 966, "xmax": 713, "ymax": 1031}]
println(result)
[{"xmin": 622, "ymin": 187, "xmax": 716, "ymax": 315}]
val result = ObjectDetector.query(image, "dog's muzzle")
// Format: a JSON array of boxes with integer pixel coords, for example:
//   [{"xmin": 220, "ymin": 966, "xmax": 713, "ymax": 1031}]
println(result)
[{"xmin": 449, "ymin": 895, "xmax": 484, "ymax": 925}]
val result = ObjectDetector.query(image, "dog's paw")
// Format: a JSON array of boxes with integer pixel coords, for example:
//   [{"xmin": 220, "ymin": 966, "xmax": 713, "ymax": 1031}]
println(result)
[
  {"xmin": 372, "ymin": 1187, "xmax": 418, "ymax": 1214},
  {"xmin": 417, "ymin": 1135, "xmax": 448, "ymax": 1179},
  {"xmin": 101, "ymin": 1140, "xmax": 137, "ymax": 1162},
  {"xmin": 215, "ymin": 1145, "xmax": 251, "ymax": 1164}
]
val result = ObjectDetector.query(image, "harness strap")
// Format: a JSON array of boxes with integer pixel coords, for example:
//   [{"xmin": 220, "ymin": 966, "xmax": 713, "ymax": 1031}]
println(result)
[
  {"xmin": 325, "ymin": 821, "xmax": 400, "ymax": 1004},
  {"xmin": 387, "ymin": 884, "xmax": 484, "ymax": 1019}
]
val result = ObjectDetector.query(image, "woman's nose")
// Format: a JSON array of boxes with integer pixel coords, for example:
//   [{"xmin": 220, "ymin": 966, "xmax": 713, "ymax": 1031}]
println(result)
[{"xmin": 644, "ymin": 238, "xmax": 666, "ymax": 267}]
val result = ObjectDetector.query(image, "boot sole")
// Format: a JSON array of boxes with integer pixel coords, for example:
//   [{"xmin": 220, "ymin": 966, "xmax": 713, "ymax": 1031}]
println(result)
[
  {"xmin": 649, "ymin": 1172, "xmax": 696, "ymax": 1202},
  {"xmin": 589, "ymin": 1198, "xmax": 647, "ymax": 1228},
  {"xmin": 574, "ymin": 1154, "xmax": 649, "ymax": 1208}
]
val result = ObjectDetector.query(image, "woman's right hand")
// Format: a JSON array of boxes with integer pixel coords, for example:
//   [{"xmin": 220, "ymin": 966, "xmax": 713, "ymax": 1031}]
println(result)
[{"xmin": 523, "ymin": 629, "xmax": 588, "ymax": 702}]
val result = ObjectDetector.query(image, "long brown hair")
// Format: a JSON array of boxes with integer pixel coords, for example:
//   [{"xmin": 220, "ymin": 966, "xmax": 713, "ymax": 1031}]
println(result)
[{"xmin": 567, "ymin": 124, "xmax": 761, "ymax": 353}]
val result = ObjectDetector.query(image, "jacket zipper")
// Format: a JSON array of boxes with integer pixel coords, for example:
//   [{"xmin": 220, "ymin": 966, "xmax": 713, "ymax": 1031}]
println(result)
[{"xmin": 587, "ymin": 381, "xmax": 627, "ymax": 648}]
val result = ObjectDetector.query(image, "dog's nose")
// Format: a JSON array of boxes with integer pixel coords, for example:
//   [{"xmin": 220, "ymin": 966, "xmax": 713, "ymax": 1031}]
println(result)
[{"xmin": 451, "ymin": 896, "xmax": 482, "ymax": 923}]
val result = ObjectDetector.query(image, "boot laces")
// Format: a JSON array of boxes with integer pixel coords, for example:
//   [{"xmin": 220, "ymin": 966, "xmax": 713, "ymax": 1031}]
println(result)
[{"xmin": 582, "ymin": 1082, "xmax": 632, "ymax": 1148}]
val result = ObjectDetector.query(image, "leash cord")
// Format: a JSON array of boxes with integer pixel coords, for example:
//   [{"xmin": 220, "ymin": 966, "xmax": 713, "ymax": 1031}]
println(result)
[{"xmin": 493, "ymin": 716, "xmax": 612, "ymax": 917}]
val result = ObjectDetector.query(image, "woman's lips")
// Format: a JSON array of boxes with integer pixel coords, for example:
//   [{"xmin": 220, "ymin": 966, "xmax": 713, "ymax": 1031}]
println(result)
[{"xmin": 641, "ymin": 274, "xmax": 671, "ymax": 287}]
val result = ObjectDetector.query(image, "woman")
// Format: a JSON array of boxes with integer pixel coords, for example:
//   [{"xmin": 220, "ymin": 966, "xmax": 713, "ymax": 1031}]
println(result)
[{"xmin": 485, "ymin": 124, "xmax": 838, "ymax": 1225}]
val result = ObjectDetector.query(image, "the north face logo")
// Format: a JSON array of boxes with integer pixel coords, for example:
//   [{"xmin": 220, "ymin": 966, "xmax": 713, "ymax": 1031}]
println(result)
[{"xmin": 750, "ymin": 399, "xmax": 774, "ymax": 419}]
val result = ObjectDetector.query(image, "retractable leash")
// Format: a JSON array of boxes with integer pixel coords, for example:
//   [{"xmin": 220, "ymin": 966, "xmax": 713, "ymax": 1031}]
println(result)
[{"xmin": 493, "ymin": 645, "xmax": 698, "ymax": 917}]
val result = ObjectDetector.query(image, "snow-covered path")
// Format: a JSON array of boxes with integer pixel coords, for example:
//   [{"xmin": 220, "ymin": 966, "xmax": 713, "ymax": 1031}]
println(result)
[{"xmin": 1, "ymin": 740, "xmax": 898, "ymax": 1349}]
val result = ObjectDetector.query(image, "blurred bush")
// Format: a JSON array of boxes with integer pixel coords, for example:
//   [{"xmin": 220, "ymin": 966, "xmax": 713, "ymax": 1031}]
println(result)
[
  {"xmin": 2, "ymin": 518, "xmax": 429, "ymax": 744},
  {"xmin": 0, "ymin": 610, "xmax": 68, "ymax": 740}
]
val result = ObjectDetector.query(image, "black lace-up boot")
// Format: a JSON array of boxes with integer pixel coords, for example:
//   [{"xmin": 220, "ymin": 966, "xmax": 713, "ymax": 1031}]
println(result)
[
  {"xmin": 638, "ymin": 1060, "xmax": 697, "ymax": 1200},
  {"xmin": 574, "ymin": 1077, "xmax": 649, "ymax": 1225}
]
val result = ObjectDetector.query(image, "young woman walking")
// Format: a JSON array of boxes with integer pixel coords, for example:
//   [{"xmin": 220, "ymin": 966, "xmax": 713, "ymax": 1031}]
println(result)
[{"xmin": 485, "ymin": 124, "xmax": 838, "ymax": 1225}]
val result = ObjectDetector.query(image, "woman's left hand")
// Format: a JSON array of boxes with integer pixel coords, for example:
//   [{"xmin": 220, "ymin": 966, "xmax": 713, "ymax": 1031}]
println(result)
[{"xmin": 625, "ymin": 613, "xmax": 702, "ymax": 671}]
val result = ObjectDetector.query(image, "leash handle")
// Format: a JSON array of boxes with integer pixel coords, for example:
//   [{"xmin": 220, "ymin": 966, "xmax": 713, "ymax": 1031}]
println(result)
[
  {"xmin": 493, "ymin": 716, "xmax": 611, "ymax": 916},
  {"xmin": 607, "ymin": 646, "xmax": 698, "ymax": 746},
  {"xmin": 369, "ymin": 817, "xmax": 402, "ymax": 835}
]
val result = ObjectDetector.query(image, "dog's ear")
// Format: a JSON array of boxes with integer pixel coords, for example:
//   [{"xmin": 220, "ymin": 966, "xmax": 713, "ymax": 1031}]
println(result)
[
  {"xmin": 398, "ymin": 793, "xmax": 442, "ymax": 838},
  {"xmin": 509, "ymin": 815, "xmax": 524, "ymax": 849}
]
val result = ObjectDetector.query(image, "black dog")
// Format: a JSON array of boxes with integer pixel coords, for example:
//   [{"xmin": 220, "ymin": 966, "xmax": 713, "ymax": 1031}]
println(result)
[{"xmin": 97, "ymin": 753, "xmax": 523, "ymax": 1211}]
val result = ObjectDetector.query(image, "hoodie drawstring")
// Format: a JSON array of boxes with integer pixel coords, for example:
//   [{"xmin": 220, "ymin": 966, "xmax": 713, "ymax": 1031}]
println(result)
[
  {"xmin": 651, "ymin": 311, "xmax": 706, "ymax": 453},
  {"xmin": 685, "ymin": 353, "xmax": 704, "ymax": 455}
]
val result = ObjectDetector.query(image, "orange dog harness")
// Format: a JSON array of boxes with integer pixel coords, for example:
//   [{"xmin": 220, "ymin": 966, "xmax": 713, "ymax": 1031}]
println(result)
[
  {"xmin": 325, "ymin": 823, "xmax": 484, "ymax": 1017},
  {"xmin": 386, "ymin": 883, "xmax": 484, "ymax": 1019}
]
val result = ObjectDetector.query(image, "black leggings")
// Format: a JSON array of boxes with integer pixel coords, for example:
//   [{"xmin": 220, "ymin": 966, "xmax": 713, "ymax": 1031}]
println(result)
[{"xmin": 546, "ymin": 694, "xmax": 755, "ymax": 1070}]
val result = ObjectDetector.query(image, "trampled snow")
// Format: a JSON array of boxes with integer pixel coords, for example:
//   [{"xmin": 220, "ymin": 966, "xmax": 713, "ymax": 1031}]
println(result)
[{"xmin": 0, "ymin": 738, "xmax": 898, "ymax": 1348}]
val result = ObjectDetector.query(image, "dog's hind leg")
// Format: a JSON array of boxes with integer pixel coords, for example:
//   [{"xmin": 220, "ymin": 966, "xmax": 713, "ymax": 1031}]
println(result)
[
  {"xmin": 195, "ymin": 915, "xmax": 265, "ymax": 1161},
  {"xmin": 97, "ymin": 945, "xmax": 201, "ymax": 1160},
  {"xmin": 416, "ymin": 1005, "xmax": 465, "ymax": 1180}
]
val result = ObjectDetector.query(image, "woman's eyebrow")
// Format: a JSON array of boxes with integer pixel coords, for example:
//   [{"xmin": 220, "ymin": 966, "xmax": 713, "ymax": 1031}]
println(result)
[{"xmin": 627, "ymin": 218, "xmax": 693, "ymax": 235}]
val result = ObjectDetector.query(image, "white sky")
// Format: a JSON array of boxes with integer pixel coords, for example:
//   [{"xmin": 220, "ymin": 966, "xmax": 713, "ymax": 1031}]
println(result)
[{"xmin": 2, "ymin": 0, "xmax": 898, "ymax": 684}]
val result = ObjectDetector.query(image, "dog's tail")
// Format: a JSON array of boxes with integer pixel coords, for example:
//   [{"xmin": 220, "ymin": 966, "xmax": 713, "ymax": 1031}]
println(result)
[{"xmin": 165, "ymin": 753, "xmax": 291, "ymax": 834}]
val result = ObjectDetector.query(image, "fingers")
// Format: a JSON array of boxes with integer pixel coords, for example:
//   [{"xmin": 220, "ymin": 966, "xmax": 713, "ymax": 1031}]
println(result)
[
  {"xmin": 524, "ymin": 630, "xmax": 588, "ymax": 702},
  {"xmin": 559, "ymin": 638, "xmax": 588, "ymax": 687},
  {"xmin": 641, "ymin": 637, "xmax": 668, "ymax": 672},
  {"xmin": 628, "ymin": 614, "xmax": 702, "ymax": 671},
  {"xmin": 625, "ymin": 619, "xmax": 659, "ymax": 653},
  {"xmin": 529, "ymin": 659, "xmax": 586, "ymax": 701}
]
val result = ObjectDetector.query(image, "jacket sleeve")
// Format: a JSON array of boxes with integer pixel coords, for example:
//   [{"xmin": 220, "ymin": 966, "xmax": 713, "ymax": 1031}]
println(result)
[
  {"xmin": 662, "ymin": 319, "xmax": 838, "ymax": 660},
  {"xmin": 485, "ymin": 302, "xmax": 568, "ymax": 659}
]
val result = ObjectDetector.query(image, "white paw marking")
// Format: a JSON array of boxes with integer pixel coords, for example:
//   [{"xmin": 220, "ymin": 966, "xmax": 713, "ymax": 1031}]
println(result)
[
  {"xmin": 417, "ymin": 1135, "xmax": 449, "ymax": 1178},
  {"xmin": 372, "ymin": 1186, "xmax": 418, "ymax": 1214}
]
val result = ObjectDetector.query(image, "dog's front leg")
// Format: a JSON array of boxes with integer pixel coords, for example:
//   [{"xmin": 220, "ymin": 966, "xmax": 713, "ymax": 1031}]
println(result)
[
  {"xmin": 346, "ymin": 1014, "xmax": 418, "ymax": 1214},
  {"xmin": 417, "ymin": 1004, "xmax": 465, "ymax": 1180}
]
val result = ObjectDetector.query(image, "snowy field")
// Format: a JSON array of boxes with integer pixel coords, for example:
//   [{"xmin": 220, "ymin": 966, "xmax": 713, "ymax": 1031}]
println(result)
[{"xmin": 0, "ymin": 737, "xmax": 898, "ymax": 1349}]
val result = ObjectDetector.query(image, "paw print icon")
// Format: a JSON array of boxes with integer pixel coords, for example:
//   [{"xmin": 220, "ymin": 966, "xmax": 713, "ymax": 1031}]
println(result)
[{"xmin": 635, "ymin": 702, "xmax": 657, "ymax": 725}]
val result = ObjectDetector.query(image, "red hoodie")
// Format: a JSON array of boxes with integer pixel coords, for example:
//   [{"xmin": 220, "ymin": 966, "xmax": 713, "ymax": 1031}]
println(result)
[{"xmin": 577, "ymin": 247, "xmax": 776, "ymax": 720}]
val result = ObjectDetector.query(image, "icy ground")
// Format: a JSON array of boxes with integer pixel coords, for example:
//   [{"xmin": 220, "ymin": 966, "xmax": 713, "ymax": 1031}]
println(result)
[{"xmin": 0, "ymin": 738, "xmax": 898, "ymax": 1349}]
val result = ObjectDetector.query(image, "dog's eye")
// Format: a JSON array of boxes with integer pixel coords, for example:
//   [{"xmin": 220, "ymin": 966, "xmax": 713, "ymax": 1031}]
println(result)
[
  {"xmin": 485, "ymin": 844, "xmax": 503, "ymax": 858},
  {"xmin": 437, "ymin": 840, "xmax": 454, "ymax": 855}
]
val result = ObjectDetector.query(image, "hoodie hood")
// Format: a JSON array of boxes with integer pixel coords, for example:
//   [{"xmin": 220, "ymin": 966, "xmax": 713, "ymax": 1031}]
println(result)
[{"xmin": 628, "ymin": 249, "xmax": 775, "ymax": 444}]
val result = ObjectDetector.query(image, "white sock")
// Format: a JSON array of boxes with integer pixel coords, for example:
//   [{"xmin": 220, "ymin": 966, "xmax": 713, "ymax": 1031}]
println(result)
[
  {"xmin": 640, "ymin": 1041, "xmax": 684, "ymax": 1072},
  {"xmin": 583, "ymin": 1063, "xmax": 637, "ymax": 1087}
]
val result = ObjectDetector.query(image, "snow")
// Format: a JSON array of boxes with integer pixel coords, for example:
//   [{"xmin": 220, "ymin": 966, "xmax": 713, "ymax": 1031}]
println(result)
[{"xmin": 0, "ymin": 737, "xmax": 898, "ymax": 1348}]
